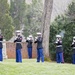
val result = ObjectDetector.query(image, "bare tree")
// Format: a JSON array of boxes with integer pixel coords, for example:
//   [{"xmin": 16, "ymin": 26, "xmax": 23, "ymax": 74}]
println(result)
[{"xmin": 42, "ymin": 0, "xmax": 53, "ymax": 58}]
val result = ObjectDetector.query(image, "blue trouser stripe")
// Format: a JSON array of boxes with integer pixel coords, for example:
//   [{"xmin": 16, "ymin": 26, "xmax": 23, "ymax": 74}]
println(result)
[
  {"xmin": 72, "ymin": 54, "xmax": 75, "ymax": 64},
  {"xmin": 0, "ymin": 48, "xmax": 3, "ymax": 61},
  {"xmin": 16, "ymin": 49, "xmax": 22, "ymax": 62},
  {"xmin": 56, "ymin": 52, "xmax": 64, "ymax": 63},
  {"xmin": 37, "ymin": 48, "xmax": 44, "ymax": 62},
  {"xmin": 28, "ymin": 47, "xmax": 32, "ymax": 58}
]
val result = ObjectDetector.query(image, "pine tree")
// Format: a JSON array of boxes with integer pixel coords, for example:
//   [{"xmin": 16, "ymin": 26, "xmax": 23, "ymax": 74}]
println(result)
[
  {"xmin": 50, "ymin": 1, "xmax": 75, "ymax": 62},
  {"xmin": 0, "ymin": 0, "xmax": 14, "ymax": 40}
]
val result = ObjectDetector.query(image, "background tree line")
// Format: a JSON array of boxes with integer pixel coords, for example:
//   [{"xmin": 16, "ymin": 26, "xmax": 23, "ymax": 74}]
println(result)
[{"xmin": 10, "ymin": 0, "xmax": 43, "ymax": 37}]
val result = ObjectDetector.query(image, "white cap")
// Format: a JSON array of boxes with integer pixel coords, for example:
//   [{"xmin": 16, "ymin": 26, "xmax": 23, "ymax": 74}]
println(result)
[
  {"xmin": 27, "ymin": 37, "xmax": 30, "ymax": 40},
  {"xmin": 29, "ymin": 35, "xmax": 33, "ymax": 38},
  {"xmin": 37, "ymin": 32, "xmax": 41, "ymax": 35},
  {"xmin": 73, "ymin": 36, "xmax": 75, "ymax": 39},
  {"xmin": 16, "ymin": 30, "xmax": 21, "ymax": 36},
  {"xmin": 16, "ymin": 30, "xmax": 21, "ymax": 33},
  {"xmin": 56, "ymin": 35, "xmax": 61, "ymax": 38},
  {"xmin": 17, "ymin": 33, "xmax": 21, "ymax": 36}
]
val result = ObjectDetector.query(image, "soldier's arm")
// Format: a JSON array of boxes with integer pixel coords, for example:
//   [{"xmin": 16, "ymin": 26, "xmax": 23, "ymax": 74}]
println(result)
[
  {"xmin": 0, "ymin": 36, "xmax": 3, "ymax": 41},
  {"xmin": 58, "ymin": 41, "xmax": 62, "ymax": 45},
  {"xmin": 34, "ymin": 37, "xmax": 38, "ymax": 43},
  {"xmin": 34, "ymin": 40, "xmax": 37, "ymax": 43},
  {"xmin": 71, "ymin": 42, "xmax": 74, "ymax": 47},
  {"xmin": 14, "ymin": 39, "xmax": 17, "ymax": 43},
  {"xmin": 26, "ymin": 40, "xmax": 28, "ymax": 42}
]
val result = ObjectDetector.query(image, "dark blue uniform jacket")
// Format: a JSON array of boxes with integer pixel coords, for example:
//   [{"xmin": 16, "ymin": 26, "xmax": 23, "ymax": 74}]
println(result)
[
  {"xmin": 71, "ymin": 42, "xmax": 75, "ymax": 54},
  {"xmin": 0, "ymin": 35, "xmax": 3, "ymax": 48},
  {"xmin": 14, "ymin": 36, "xmax": 22, "ymax": 50},
  {"xmin": 26, "ymin": 40, "xmax": 33, "ymax": 48},
  {"xmin": 34, "ymin": 37, "xmax": 43, "ymax": 49},
  {"xmin": 55, "ymin": 41, "xmax": 63, "ymax": 52}
]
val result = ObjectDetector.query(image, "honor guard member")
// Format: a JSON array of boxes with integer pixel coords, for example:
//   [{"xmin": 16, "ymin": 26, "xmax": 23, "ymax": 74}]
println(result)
[
  {"xmin": 71, "ymin": 36, "xmax": 75, "ymax": 64},
  {"xmin": 55, "ymin": 35, "xmax": 64, "ymax": 63},
  {"xmin": 26, "ymin": 35, "xmax": 33, "ymax": 59},
  {"xmin": 34, "ymin": 32, "xmax": 44, "ymax": 62},
  {"xmin": 0, "ymin": 34, "xmax": 3, "ymax": 61},
  {"xmin": 14, "ymin": 34, "xmax": 22, "ymax": 63}
]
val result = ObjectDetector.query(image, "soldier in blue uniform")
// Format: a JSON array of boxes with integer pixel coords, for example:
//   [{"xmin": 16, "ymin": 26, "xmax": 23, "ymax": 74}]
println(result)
[
  {"xmin": 26, "ymin": 35, "xmax": 33, "ymax": 59},
  {"xmin": 71, "ymin": 36, "xmax": 75, "ymax": 64},
  {"xmin": 0, "ymin": 34, "xmax": 3, "ymax": 61},
  {"xmin": 14, "ymin": 35, "xmax": 22, "ymax": 63},
  {"xmin": 55, "ymin": 35, "xmax": 64, "ymax": 63},
  {"xmin": 34, "ymin": 32, "xmax": 44, "ymax": 62}
]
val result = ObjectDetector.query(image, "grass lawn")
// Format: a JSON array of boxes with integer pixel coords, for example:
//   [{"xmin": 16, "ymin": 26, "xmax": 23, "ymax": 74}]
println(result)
[{"xmin": 0, "ymin": 59, "xmax": 75, "ymax": 75}]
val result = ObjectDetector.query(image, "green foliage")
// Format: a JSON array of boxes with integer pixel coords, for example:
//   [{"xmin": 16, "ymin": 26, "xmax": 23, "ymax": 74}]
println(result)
[
  {"xmin": 23, "ymin": 0, "xmax": 43, "ymax": 37},
  {"xmin": 0, "ymin": 0, "xmax": 14, "ymax": 40},
  {"xmin": 0, "ymin": 0, "xmax": 9, "ymax": 15},
  {"xmin": 2, "ymin": 14, "xmax": 14, "ymax": 40},
  {"xmin": 50, "ymin": 1, "xmax": 75, "ymax": 62},
  {"xmin": 10, "ymin": 0, "xmax": 25, "ymax": 30}
]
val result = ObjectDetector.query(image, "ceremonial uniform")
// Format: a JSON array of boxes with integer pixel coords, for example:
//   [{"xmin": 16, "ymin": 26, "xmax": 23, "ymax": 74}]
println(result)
[
  {"xmin": 55, "ymin": 35, "xmax": 64, "ymax": 63},
  {"xmin": 26, "ymin": 36, "xmax": 33, "ymax": 59},
  {"xmin": 14, "ymin": 35, "xmax": 22, "ymax": 63},
  {"xmin": 0, "ymin": 35, "xmax": 3, "ymax": 61},
  {"xmin": 71, "ymin": 37, "xmax": 75, "ymax": 64},
  {"xmin": 35, "ymin": 33, "xmax": 44, "ymax": 62}
]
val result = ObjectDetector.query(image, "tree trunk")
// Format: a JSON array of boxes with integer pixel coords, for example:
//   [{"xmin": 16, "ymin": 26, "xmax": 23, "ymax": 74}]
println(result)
[{"xmin": 42, "ymin": 0, "xmax": 53, "ymax": 58}]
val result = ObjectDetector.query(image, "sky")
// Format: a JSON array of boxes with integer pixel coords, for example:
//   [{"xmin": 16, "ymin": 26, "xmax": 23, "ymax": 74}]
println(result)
[{"xmin": 51, "ymin": 0, "xmax": 72, "ymax": 21}]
